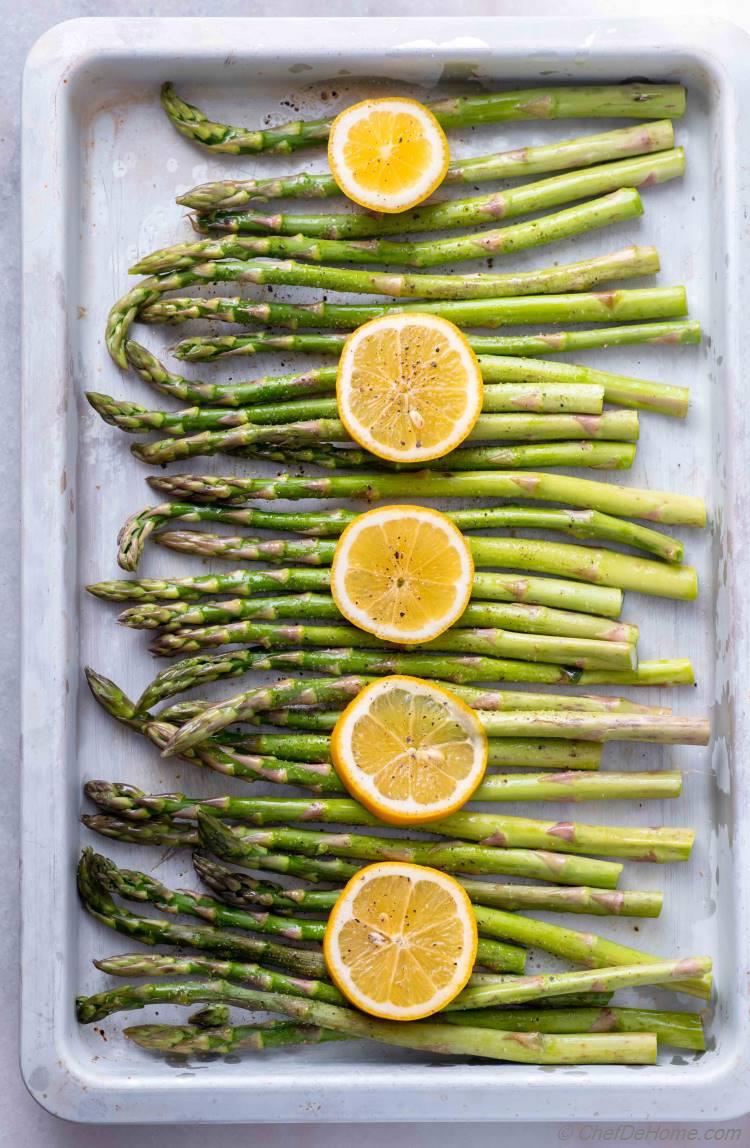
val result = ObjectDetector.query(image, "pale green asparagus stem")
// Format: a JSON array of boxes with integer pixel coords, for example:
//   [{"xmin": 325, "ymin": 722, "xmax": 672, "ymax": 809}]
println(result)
[
  {"xmin": 172, "ymin": 320, "xmax": 701, "ymax": 362},
  {"xmin": 137, "ymin": 189, "xmax": 645, "ymax": 271},
  {"xmin": 142, "ymin": 469, "xmax": 705, "ymax": 526},
  {"xmin": 87, "ymin": 783, "xmax": 691, "ymax": 860},
  {"xmin": 161, "ymin": 82, "xmax": 685, "ymax": 155},
  {"xmin": 177, "ymin": 121, "xmax": 676, "ymax": 207},
  {"xmin": 89, "ymin": 564, "xmax": 626, "ymax": 619},
  {"xmin": 145, "ymin": 529, "xmax": 695, "ymax": 602},
  {"xmin": 193, "ymin": 855, "xmax": 663, "ymax": 918},
  {"xmin": 197, "ymin": 808, "xmax": 624, "ymax": 888},
  {"xmin": 138, "ymin": 287, "xmax": 689, "ymax": 336},
  {"xmin": 124, "ymin": 341, "xmax": 606, "ymax": 415},
  {"xmin": 149, "ymin": 617, "xmax": 637, "ymax": 672},
  {"xmin": 190, "ymin": 150, "xmax": 683, "ymax": 238},
  {"xmin": 117, "ymin": 500, "xmax": 683, "ymax": 572},
  {"xmin": 162, "ymin": 677, "xmax": 709, "ymax": 757},
  {"xmin": 80, "ymin": 975, "xmax": 660, "ymax": 1064}
]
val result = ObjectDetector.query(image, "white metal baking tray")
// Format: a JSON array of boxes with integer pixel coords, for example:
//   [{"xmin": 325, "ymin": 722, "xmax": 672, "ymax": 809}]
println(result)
[{"xmin": 20, "ymin": 15, "xmax": 750, "ymax": 1124}]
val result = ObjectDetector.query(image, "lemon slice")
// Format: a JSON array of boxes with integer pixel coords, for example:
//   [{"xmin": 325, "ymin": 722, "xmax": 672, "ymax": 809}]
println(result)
[
  {"xmin": 330, "ymin": 505, "xmax": 474, "ymax": 644},
  {"xmin": 337, "ymin": 313, "xmax": 483, "ymax": 463},
  {"xmin": 331, "ymin": 675, "xmax": 488, "ymax": 825},
  {"xmin": 324, "ymin": 861, "xmax": 478, "ymax": 1020},
  {"xmin": 327, "ymin": 97, "xmax": 450, "ymax": 213}
]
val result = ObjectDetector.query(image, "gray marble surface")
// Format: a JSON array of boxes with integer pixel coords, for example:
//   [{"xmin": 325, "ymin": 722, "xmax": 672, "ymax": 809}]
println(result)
[{"xmin": 3, "ymin": 1, "xmax": 750, "ymax": 1143}]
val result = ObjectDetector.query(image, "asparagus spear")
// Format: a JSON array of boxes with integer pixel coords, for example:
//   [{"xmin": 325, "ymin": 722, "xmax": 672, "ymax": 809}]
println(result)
[
  {"xmin": 193, "ymin": 854, "xmax": 663, "ymax": 918},
  {"xmin": 172, "ymin": 320, "xmax": 701, "ymax": 362},
  {"xmin": 76, "ymin": 848, "xmax": 327, "ymax": 978},
  {"xmin": 84, "ymin": 668, "xmax": 607, "ymax": 771},
  {"xmin": 89, "ymin": 847, "xmax": 704, "ymax": 994},
  {"xmin": 83, "ymin": 813, "xmax": 370, "ymax": 883},
  {"xmin": 124, "ymin": 342, "xmax": 606, "ymax": 414},
  {"xmin": 93, "ymin": 394, "xmax": 639, "ymax": 457},
  {"xmin": 88, "ymin": 785, "xmax": 692, "ymax": 862},
  {"xmin": 136, "ymin": 190, "xmax": 645, "ymax": 274},
  {"xmin": 144, "ymin": 469, "xmax": 705, "ymax": 526},
  {"xmin": 89, "ymin": 564, "xmax": 626, "ymax": 618},
  {"xmin": 179, "ymin": 121, "xmax": 676, "ymax": 207},
  {"xmin": 132, "ymin": 244, "xmax": 660, "ymax": 295},
  {"xmin": 146, "ymin": 530, "xmax": 694, "ymax": 602},
  {"xmin": 146, "ymin": 728, "xmax": 663, "ymax": 798},
  {"xmin": 88, "ymin": 978, "xmax": 660, "ymax": 1064},
  {"xmin": 191, "ymin": 150, "xmax": 684, "ymax": 238},
  {"xmin": 126, "ymin": 338, "xmax": 689, "ymax": 420},
  {"xmin": 117, "ymin": 499, "xmax": 683, "ymax": 571},
  {"xmin": 138, "ymin": 287, "xmax": 689, "ymax": 335},
  {"xmin": 197, "ymin": 808, "xmax": 623, "ymax": 888},
  {"xmin": 92, "ymin": 394, "xmax": 639, "ymax": 443},
  {"xmin": 137, "ymin": 436, "xmax": 637, "ymax": 472},
  {"xmin": 439, "ymin": 1007, "xmax": 704, "ymax": 1050},
  {"xmin": 162, "ymin": 677, "xmax": 708, "ymax": 756},
  {"xmin": 149, "ymin": 618, "xmax": 637, "ymax": 672},
  {"xmin": 125, "ymin": 1008, "xmax": 702, "ymax": 1056},
  {"xmin": 121, "ymin": 593, "xmax": 639, "ymax": 643},
  {"xmin": 127, "ymin": 1019, "xmax": 345, "ymax": 1055},
  {"xmin": 162, "ymin": 81, "xmax": 685, "ymax": 155},
  {"xmin": 448, "ymin": 957, "xmax": 711, "ymax": 1011},
  {"xmin": 85, "ymin": 852, "xmax": 526, "ymax": 973},
  {"xmin": 111, "ymin": 240, "xmax": 653, "ymax": 371}
]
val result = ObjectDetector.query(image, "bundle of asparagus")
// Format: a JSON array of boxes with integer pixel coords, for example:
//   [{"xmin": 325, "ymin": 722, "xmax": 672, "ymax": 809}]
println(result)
[{"xmin": 81, "ymin": 80, "xmax": 714, "ymax": 1067}]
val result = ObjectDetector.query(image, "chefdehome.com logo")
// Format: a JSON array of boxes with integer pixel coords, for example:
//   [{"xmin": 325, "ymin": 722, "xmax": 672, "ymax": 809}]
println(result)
[{"xmin": 556, "ymin": 1126, "xmax": 743, "ymax": 1143}]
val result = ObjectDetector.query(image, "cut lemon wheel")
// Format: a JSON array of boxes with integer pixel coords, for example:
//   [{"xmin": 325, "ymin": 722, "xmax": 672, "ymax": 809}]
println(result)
[
  {"xmin": 327, "ymin": 97, "xmax": 450, "ymax": 213},
  {"xmin": 330, "ymin": 505, "xmax": 474, "ymax": 644},
  {"xmin": 324, "ymin": 861, "xmax": 478, "ymax": 1020},
  {"xmin": 337, "ymin": 313, "xmax": 484, "ymax": 463},
  {"xmin": 331, "ymin": 675, "xmax": 488, "ymax": 825}
]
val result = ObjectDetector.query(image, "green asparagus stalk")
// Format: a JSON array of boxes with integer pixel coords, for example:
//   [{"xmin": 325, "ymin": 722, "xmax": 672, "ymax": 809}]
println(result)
[
  {"xmin": 109, "ymin": 246, "xmax": 664, "ymax": 368},
  {"xmin": 137, "ymin": 190, "xmax": 645, "ymax": 275},
  {"xmin": 143, "ymin": 469, "xmax": 705, "ymax": 526},
  {"xmin": 448, "ymin": 957, "xmax": 711, "ymax": 1012},
  {"xmin": 76, "ymin": 848, "xmax": 327, "ymax": 978},
  {"xmin": 146, "ymin": 530, "xmax": 694, "ymax": 602},
  {"xmin": 84, "ymin": 668, "xmax": 606, "ymax": 772},
  {"xmin": 192, "ymin": 854, "xmax": 663, "ymax": 918},
  {"xmin": 97, "ymin": 951, "xmax": 347, "ymax": 1000},
  {"xmin": 92, "ymin": 393, "xmax": 638, "ymax": 442},
  {"xmin": 191, "ymin": 150, "xmax": 684, "ymax": 238},
  {"xmin": 178, "ymin": 121, "xmax": 676, "ymax": 207},
  {"xmin": 90, "ymin": 845, "xmax": 702, "ymax": 993},
  {"xmin": 125, "ymin": 1008, "xmax": 701, "ymax": 1055},
  {"xmin": 94, "ymin": 391, "xmax": 640, "ymax": 444},
  {"xmin": 83, "ymin": 813, "xmax": 369, "ymax": 883},
  {"xmin": 88, "ymin": 785, "xmax": 692, "ymax": 862},
  {"xmin": 132, "ymin": 243, "xmax": 659, "ymax": 294},
  {"xmin": 124, "ymin": 342, "xmax": 606, "ymax": 415},
  {"xmin": 162, "ymin": 676, "xmax": 709, "ymax": 757},
  {"xmin": 141, "ymin": 651, "xmax": 637, "ymax": 707},
  {"xmin": 84, "ymin": 978, "xmax": 660, "ymax": 1065},
  {"xmin": 84, "ymin": 852, "xmax": 526, "ymax": 973},
  {"xmin": 138, "ymin": 287, "xmax": 689, "ymax": 335},
  {"xmin": 172, "ymin": 320, "xmax": 701, "ymax": 363},
  {"xmin": 117, "ymin": 499, "xmax": 683, "ymax": 571},
  {"xmin": 149, "ymin": 617, "xmax": 637, "ymax": 672},
  {"xmin": 197, "ymin": 808, "xmax": 624, "ymax": 888},
  {"xmin": 81, "ymin": 953, "xmax": 706, "ymax": 1026},
  {"xmin": 439, "ymin": 1007, "xmax": 704, "ymax": 1050},
  {"xmin": 89, "ymin": 564, "xmax": 626, "ymax": 619},
  {"xmin": 125, "ymin": 337, "xmax": 690, "ymax": 420},
  {"xmin": 127, "ymin": 1019, "xmax": 346, "ymax": 1055},
  {"xmin": 121, "ymin": 592, "xmax": 639, "ymax": 643},
  {"xmin": 162, "ymin": 82, "xmax": 684, "ymax": 155}
]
